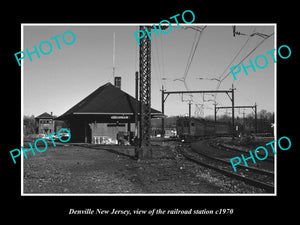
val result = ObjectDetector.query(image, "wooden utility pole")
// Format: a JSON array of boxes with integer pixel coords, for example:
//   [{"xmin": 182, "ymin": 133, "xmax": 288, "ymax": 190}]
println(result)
[
  {"xmin": 214, "ymin": 103, "xmax": 217, "ymax": 122},
  {"xmin": 231, "ymin": 84, "xmax": 235, "ymax": 135},
  {"xmin": 188, "ymin": 101, "xmax": 192, "ymax": 135},
  {"xmin": 161, "ymin": 85, "xmax": 165, "ymax": 138},
  {"xmin": 254, "ymin": 103, "xmax": 257, "ymax": 133}
]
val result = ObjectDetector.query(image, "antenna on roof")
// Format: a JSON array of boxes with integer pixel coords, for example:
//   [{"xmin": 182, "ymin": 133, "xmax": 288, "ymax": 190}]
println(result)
[{"xmin": 112, "ymin": 32, "xmax": 116, "ymax": 80}]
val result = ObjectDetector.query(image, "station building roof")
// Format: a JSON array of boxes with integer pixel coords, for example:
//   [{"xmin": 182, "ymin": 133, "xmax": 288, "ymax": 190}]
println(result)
[{"xmin": 56, "ymin": 82, "xmax": 161, "ymax": 120}]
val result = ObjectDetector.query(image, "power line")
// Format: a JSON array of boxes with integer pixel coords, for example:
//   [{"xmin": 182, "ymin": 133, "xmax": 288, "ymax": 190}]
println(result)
[
  {"xmin": 219, "ymin": 32, "xmax": 274, "ymax": 83},
  {"xmin": 160, "ymin": 34, "xmax": 165, "ymax": 81},
  {"xmin": 213, "ymin": 39, "xmax": 251, "ymax": 101},
  {"xmin": 183, "ymin": 27, "xmax": 206, "ymax": 80},
  {"xmin": 183, "ymin": 31, "xmax": 200, "ymax": 80},
  {"xmin": 217, "ymin": 27, "xmax": 253, "ymax": 84},
  {"xmin": 153, "ymin": 36, "xmax": 163, "ymax": 88},
  {"xmin": 213, "ymin": 27, "xmax": 273, "ymax": 106},
  {"xmin": 176, "ymin": 27, "xmax": 206, "ymax": 105}
]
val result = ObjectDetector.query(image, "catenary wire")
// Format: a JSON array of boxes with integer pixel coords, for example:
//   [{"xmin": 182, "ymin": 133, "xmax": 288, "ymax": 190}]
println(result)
[{"xmin": 219, "ymin": 32, "xmax": 274, "ymax": 83}]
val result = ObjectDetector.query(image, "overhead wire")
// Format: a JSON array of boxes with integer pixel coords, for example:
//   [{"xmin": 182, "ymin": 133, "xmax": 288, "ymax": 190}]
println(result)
[
  {"xmin": 178, "ymin": 27, "xmax": 206, "ymax": 113},
  {"xmin": 219, "ymin": 32, "xmax": 274, "ymax": 83},
  {"xmin": 152, "ymin": 38, "xmax": 163, "ymax": 90},
  {"xmin": 212, "ymin": 28, "xmax": 274, "ymax": 118},
  {"xmin": 218, "ymin": 27, "xmax": 254, "ymax": 81},
  {"xmin": 214, "ymin": 27, "xmax": 254, "ymax": 98},
  {"xmin": 213, "ymin": 29, "xmax": 273, "ymax": 106},
  {"xmin": 183, "ymin": 27, "xmax": 206, "ymax": 80},
  {"xmin": 183, "ymin": 31, "xmax": 200, "ymax": 80},
  {"xmin": 160, "ymin": 34, "xmax": 165, "ymax": 82}
]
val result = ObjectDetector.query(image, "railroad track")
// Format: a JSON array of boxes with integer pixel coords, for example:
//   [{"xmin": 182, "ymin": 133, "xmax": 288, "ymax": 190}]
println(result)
[
  {"xmin": 177, "ymin": 144, "xmax": 274, "ymax": 193},
  {"xmin": 215, "ymin": 142, "xmax": 274, "ymax": 163}
]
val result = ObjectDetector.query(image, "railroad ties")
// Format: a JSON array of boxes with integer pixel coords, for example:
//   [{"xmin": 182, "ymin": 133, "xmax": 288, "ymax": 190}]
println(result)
[{"xmin": 176, "ymin": 139, "xmax": 274, "ymax": 193}]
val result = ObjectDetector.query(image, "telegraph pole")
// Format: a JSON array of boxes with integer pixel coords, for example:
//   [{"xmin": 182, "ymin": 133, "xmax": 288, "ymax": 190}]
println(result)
[
  {"xmin": 254, "ymin": 103, "xmax": 257, "ymax": 133},
  {"xmin": 231, "ymin": 84, "xmax": 235, "ymax": 135},
  {"xmin": 161, "ymin": 85, "xmax": 165, "ymax": 138},
  {"xmin": 138, "ymin": 25, "xmax": 169, "ymax": 158},
  {"xmin": 214, "ymin": 103, "xmax": 217, "ymax": 122},
  {"xmin": 139, "ymin": 26, "xmax": 152, "ymax": 158},
  {"xmin": 188, "ymin": 101, "xmax": 192, "ymax": 135}
]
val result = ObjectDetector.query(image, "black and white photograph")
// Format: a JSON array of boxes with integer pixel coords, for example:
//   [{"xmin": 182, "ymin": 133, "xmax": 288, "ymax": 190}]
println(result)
[
  {"xmin": 21, "ymin": 24, "xmax": 276, "ymax": 195},
  {"xmin": 4, "ymin": 6, "xmax": 299, "ymax": 220}
]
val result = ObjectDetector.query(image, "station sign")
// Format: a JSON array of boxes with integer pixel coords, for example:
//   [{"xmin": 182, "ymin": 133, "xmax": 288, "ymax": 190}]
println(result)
[{"xmin": 110, "ymin": 116, "xmax": 129, "ymax": 120}]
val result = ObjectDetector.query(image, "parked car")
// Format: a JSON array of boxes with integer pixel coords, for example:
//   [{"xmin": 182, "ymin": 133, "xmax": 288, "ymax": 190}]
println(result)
[{"xmin": 59, "ymin": 130, "xmax": 69, "ymax": 141}]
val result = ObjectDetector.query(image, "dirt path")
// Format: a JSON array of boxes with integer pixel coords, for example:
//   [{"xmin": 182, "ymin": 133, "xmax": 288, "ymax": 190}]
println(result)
[{"xmin": 23, "ymin": 144, "xmax": 224, "ymax": 194}]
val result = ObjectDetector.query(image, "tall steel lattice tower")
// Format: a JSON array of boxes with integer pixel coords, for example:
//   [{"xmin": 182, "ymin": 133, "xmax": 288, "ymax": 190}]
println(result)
[{"xmin": 139, "ymin": 26, "xmax": 152, "ymax": 150}]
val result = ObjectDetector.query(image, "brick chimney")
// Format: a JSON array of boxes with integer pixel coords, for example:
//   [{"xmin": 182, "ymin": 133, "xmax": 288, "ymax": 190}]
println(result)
[{"xmin": 114, "ymin": 76, "xmax": 121, "ymax": 89}]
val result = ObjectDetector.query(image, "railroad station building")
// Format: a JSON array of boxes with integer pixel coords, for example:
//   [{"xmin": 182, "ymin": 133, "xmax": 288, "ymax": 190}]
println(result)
[
  {"xmin": 56, "ymin": 77, "xmax": 161, "ymax": 144},
  {"xmin": 35, "ymin": 112, "xmax": 55, "ymax": 135},
  {"xmin": 35, "ymin": 112, "xmax": 68, "ymax": 135}
]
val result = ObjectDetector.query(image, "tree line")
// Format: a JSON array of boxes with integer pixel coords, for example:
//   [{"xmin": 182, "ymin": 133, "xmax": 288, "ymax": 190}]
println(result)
[{"xmin": 152, "ymin": 109, "xmax": 274, "ymax": 134}]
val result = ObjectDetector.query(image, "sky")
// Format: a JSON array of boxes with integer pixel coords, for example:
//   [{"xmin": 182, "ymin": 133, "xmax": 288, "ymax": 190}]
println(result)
[{"xmin": 22, "ymin": 24, "xmax": 275, "ymax": 118}]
